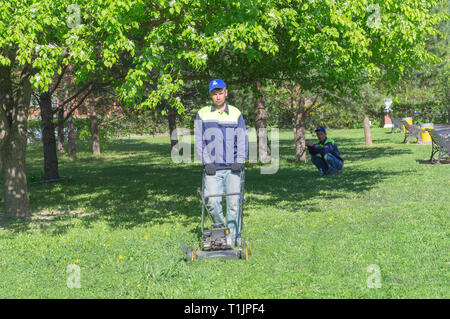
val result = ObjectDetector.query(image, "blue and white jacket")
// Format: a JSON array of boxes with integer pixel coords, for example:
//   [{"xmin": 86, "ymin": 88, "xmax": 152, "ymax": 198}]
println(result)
[{"xmin": 195, "ymin": 104, "xmax": 248, "ymax": 169}]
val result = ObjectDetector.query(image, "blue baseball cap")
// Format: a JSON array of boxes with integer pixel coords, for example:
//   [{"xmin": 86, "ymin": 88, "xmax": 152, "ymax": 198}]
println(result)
[
  {"xmin": 315, "ymin": 126, "xmax": 326, "ymax": 133},
  {"xmin": 209, "ymin": 79, "xmax": 226, "ymax": 92}
]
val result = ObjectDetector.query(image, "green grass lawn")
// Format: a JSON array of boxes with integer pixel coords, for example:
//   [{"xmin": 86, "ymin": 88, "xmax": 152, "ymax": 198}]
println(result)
[{"xmin": 0, "ymin": 128, "xmax": 449, "ymax": 298}]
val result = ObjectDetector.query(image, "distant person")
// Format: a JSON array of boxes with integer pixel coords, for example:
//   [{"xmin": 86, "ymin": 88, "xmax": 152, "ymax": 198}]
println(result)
[{"xmin": 306, "ymin": 126, "xmax": 343, "ymax": 176}]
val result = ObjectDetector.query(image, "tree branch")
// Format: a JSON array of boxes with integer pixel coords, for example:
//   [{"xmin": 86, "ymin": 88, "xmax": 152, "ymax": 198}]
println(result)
[
  {"xmin": 49, "ymin": 64, "xmax": 69, "ymax": 96},
  {"xmin": 63, "ymin": 85, "xmax": 94, "ymax": 122},
  {"xmin": 98, "ymin": 115, "xmax": 127, "ymax": 127},
  {"xmin": 53, "ymin": 83, "xmax": 91, "ymax": 115},
  {"xmin": 304, "ymin": 102, "xmax": 325, "ymax": 117}
]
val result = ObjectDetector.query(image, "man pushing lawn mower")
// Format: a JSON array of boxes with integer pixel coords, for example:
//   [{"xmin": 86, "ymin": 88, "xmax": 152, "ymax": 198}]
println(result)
[{"xmin": 185, "ymin": 79, "xmax": 251, "ymax": 261}]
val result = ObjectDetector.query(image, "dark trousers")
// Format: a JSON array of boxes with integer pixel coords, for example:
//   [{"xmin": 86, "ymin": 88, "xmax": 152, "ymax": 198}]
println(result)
[{"xmin": 311, "ymin": 153, "xmax": 343, "ymax": 175}]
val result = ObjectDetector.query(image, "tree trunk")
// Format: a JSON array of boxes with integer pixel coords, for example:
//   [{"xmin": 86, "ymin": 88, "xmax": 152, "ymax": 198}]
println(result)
[
  {"xmin": 40, "ymin": 91, "xmax": 59, "ymax": 180},
  {"xmin": 1, "ymin": 133, "xmax": 30, "ymax": 218},
  {"xmin": 89, "ymin": 96, "xmax": 100, "ymax": 155},
  {"xmin": 67, "ymin": 115, "xmax": 77, "ymax": 160},
  {"xmin": 0, "ymin": 65, "xmax": 32, "ymax": 218},
  {"xmin": 294, "ymin": 111, "xmax": 307, "ymax": 163},
  {"xmin": 168, "ymin": 107, "xmax": 178, "ymax": 149},
  {"xmin": 57, "ymin": 102, "xmax": 65, "ymax": 154},
  {"xmin": 293, "ymin": 84, "xmax": 307, "ymax": 163},
  {"xmin": 364, "ymin": 115, "xmax": 373, "ymax": 146},
  {"xmin": 254, "ymin": 81, "xmax": 270, "ymax": 163}
]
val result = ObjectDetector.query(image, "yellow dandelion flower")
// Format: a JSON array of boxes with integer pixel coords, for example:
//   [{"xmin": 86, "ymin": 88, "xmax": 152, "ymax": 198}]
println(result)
[
  {"xmin": 328, "ymin": 218, "xmax": 333, "ymax": 221},
  {"xmin": 165, "ymin": 232, "xmax": 169, "ymax": 236},
  {"xmin": 75, "ymin": 259, "xmax": 79, "ymax": 263},
  {"xmin": 144, "ymin": 236, "xmax": 148, "ymax": 240},
  {"xmin": 119, "ymin": 255, "xmax": 123, "ymax": 259},
  {"xmin": 137, "ymin": 284, "xmax": 141, "ymax": 288}
]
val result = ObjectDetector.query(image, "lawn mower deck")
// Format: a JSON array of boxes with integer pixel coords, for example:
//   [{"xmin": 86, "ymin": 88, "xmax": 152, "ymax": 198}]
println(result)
[
  {"xmin": 184, "ymin": 224, "xmax": 251, "ymax": 261},
  {"xmin": 184, "ymin": 168, "xmax": 251, "ymax": 262}
]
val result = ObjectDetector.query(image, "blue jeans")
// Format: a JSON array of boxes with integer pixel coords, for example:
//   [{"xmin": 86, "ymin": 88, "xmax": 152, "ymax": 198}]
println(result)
[
  {"xmin": 311, "ymin": 153, "xmax": 343, "ymax": 175},
  {"xmin": 204, "ymin": 169, "xmax": 242, "ymax": 241}
]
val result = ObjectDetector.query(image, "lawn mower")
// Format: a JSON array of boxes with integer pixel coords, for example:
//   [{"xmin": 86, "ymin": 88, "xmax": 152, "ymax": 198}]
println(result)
[{"xmin": 183, "ymin": 167, "xmax": 251, "ymax": 262}]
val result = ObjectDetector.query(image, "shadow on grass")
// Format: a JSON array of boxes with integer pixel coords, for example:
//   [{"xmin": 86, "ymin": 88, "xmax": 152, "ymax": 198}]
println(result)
[
  {"xmin": 340, "ymin": 145, "xmax": 412, "ymax": 160},
  {"xmin": 0, "ymin": 139, "xmax": 411, "ymax": 235},
  {"xmin": 416, "ymin": 159, "xmax": 450, "ymax": 165},
  {"xmin": 281, "ymin": 137, "xmax": 413, "ymax": 163},
  {"xmin": 244, "ymin": 166, "xmax": 407, "ymax": 214}
]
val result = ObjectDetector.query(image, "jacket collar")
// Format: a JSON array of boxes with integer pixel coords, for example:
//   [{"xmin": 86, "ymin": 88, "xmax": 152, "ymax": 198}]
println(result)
[
  {"xmin": 319, "ymin": 137, "xmax": 333, "ymax": 146},
  {"xmin": 211, "ymin": 103, "xmax": 229, "ymax": 114}
]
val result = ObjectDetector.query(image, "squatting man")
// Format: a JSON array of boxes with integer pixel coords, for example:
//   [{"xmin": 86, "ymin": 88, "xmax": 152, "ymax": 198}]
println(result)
[{"xmin": 306, "ymin": 126, "xmax": 344, "ymax": 176}]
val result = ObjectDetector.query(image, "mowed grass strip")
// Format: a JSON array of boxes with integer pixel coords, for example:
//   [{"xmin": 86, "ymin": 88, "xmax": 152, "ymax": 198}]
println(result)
[{"xmin": 0, "ymin": 128, "xmax": 448, "ymax": 298}]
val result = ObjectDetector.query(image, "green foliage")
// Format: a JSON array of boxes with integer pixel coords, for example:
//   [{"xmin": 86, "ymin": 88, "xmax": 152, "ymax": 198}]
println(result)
[
  {"xmin": 1, "ymin": 0, "xmax": 447, "ymax": 124},
  {"xmin": 27, "ymin": 119, "xmax": 43, "ymax": 141},
  {"xmin": 392, "ymin": 100, "xmax": 449, "ymax": 124},
  {"xmin": 390, "ymin": 1, "xmax": 449, "ymax": 122},
  {"xmin": 27, "ymin": 112, "xmax": 175, "ymax": 145},
  {"xmin": 99, "ymin": 113, "xmax": 170, "ymax": 137},
  {"xmin": 307, "ymin": 105, "xmax": 383, "ymax": 130}
]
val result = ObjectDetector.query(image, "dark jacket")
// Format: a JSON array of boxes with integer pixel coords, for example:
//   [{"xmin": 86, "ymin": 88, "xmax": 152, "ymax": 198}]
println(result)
[{"xmin": 307, "ymin": 137, "xmax": 343, "ymax": 163}]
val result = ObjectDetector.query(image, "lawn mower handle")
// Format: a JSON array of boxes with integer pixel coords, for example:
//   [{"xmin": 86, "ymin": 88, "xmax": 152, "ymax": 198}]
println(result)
[{"xmin": 206, "ymin": 166, "xmax": 245, "ymax": 172}]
